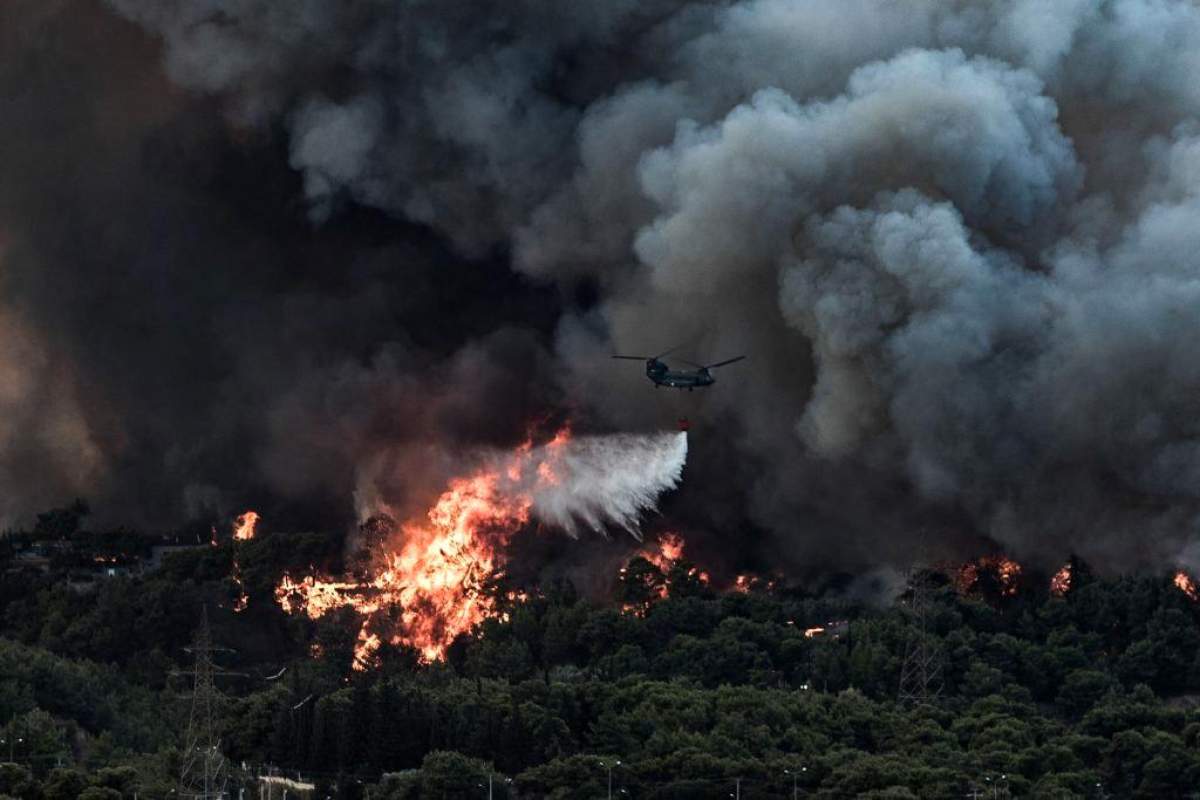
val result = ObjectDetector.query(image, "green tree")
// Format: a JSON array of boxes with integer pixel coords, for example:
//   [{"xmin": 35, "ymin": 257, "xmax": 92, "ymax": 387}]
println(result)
[{"xmin": 42, "ymin": 768, "xmax": 87, "ymax": 800}]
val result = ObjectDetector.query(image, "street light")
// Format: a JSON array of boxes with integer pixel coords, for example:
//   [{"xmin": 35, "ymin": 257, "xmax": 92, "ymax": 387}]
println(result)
[
  {"xmin": 980, "ymin": 774, "xmax": 1010, "ymax": 799},
  {"xmin": 785, "ymin": 766, "xmax": 807, "ymax": 799},
  {"xmin": 598, "ymin": 760, "xmax": 621, "ymax": 800},
  {"xmin": 476, "ymin": 773, "xmax": 512, "ymax": 799}
]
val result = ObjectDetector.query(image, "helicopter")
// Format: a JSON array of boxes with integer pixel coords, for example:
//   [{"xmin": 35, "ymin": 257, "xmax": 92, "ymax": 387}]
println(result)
[{"xmin": 612, "ymin": 347, "xmax": 746, "ymax": 391}]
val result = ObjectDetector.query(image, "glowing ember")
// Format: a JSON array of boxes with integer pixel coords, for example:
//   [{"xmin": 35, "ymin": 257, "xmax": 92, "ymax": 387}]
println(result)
[
  {"xmin": 232, "ymin": 586, "xmax": 249, "ymax": 613},
  {"xmin": 730, "ymin": 573, "xmax": 774, "ymax": 593},
  {"xmin": 233, "ymin": 510, "xmax": 260, "ymax": 541},
  {"xmin": 1050, "ymin": 563, "xmax": 1072, "ymax": 597},
  {"xmin": 1175, "ymin": 570, "xmax": 1198, "ymax": 601},
  {"xmin": 276, "ymin": 429, "xmax": 571, "ymax": 666},
  {"xmin": 804, "ymin": 620, "xmax": 848, "ymax": 639}
]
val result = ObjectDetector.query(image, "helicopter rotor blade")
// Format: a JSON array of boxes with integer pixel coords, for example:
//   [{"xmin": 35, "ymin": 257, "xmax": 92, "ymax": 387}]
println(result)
[
  {"xmin": 612, "ymin": 355, "xmax": 653, "ymax": 360},
  {"xmin": 676, "ymin": 358, "xmax": 706, "ymax": 369},
  {"xmin": 703, "ymin": 355, "xmax": 747, "ymax": 369}
]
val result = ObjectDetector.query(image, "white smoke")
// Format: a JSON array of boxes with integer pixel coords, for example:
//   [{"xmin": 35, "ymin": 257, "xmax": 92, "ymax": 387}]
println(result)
[{"xmin": 528, "ymin": 431, "xmax": 688, "ymax": 538}]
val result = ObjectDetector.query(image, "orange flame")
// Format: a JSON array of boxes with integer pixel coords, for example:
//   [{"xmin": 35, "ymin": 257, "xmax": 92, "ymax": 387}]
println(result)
[
  {"xmin": 232, "ymin": 583, "xmax": 249, "ymax": 613},
  {"xmin": 276, "ymin": 428, "xmax": 570, "ymax": 666},
  {"xmin": 731, "ymin": 573, "xmax": 775, "ymax": 593},
  {"xmin": 1175, "ymin": 570, "xmax": 1198, "ymax": 601},
  {"xmin": 229, "ymin": 554, "xmax": 250, "ymax": 613},
  {"xmin": 956, "ymin": 555, "xmax": 1022, "ymax": 597},
  {"xmin": 234, "ymin": 510, "xmax": 260, "ymax": 541},
  {"xmin": 618, "ymin": 532, "xmax": 710, "ymax": 615},
  {"xmin": 1050, "ymin": 563, "xmax": 1072, "ymax": 597},
  {"xmin": 643, "ymin": 532, "xmax": 685, "ymax": 574}
]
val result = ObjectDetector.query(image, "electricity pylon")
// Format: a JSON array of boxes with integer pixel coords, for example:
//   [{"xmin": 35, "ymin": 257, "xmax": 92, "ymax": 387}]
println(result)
[
  {"xmin": 177, "ymin": 607, "xmax": 237, "ymax": 800},
  {"xmin": 898, "ymin": 556, "xmax": 943, "ymax": 707}
]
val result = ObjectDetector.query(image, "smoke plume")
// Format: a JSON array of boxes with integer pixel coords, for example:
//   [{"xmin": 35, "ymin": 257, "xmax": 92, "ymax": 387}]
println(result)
[{"xmin": 8, "ymin": 0, "xmax": 1200, "ymax": 576}]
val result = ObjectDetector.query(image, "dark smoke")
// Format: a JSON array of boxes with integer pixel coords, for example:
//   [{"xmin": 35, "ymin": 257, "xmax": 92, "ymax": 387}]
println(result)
[
  {"xmin": 6, "ymin": 0, "xmax": 1200, "ymax": 577},
  {"xmin": 0, "ymin": 0, "xmax": 563, "ymax": 532}
]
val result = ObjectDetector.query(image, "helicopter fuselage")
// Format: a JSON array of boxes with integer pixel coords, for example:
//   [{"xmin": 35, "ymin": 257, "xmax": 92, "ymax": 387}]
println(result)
[{"xmin": 646, "ymin": 359, "xmax": 714, "ymax": 389}]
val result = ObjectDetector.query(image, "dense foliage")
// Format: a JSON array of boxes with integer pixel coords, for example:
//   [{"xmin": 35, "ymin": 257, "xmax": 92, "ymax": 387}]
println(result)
[{"xmin": 4, "ymin": 514, "xmax": 1200, "ymax": 798}]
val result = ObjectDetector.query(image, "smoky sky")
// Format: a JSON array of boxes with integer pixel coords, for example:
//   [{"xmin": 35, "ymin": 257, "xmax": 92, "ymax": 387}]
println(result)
[{"xmin": 7, "ymin": 0, "xmax": 1200, "ymax": 576}]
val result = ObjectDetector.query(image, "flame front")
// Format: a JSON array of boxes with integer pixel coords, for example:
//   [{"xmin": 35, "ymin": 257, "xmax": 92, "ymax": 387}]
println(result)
[
  {"xmin": 276, "ymin": 429, "xmax": 568, "ymax": 667},
  {"xmin": 233, "ymin": 510, "xmax": 260, "ymax": 541}
]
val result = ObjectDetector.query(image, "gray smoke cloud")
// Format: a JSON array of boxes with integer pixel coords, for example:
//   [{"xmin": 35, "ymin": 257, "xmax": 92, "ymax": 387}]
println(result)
[{"xmin": 9, "ymin": 0, "xmax": 1200, "ymax": 575}]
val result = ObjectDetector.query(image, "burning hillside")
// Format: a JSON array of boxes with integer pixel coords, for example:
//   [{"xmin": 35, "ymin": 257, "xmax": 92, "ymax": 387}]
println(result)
[
  {"xmin": 276, "ymin": 429, "xmax": 687, "ymax": 667},
  {"xmin": 953, "ymin": 555, "xmax": 1023, "ymax": 599}
]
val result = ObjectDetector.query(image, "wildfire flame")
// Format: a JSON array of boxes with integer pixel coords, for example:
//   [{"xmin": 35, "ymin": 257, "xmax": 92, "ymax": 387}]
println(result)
[
  {"xmin": 640, "ymin": 532, "xmax": 685, "ymax": 574},
  {"xmin": 231, "ymin": 571, "xmax": 249, "ymax": 612},
  {"xmin": 956, "ymin": 555, "xmax": 1023, "ymax": 598},
  {"xmin": 233, "ymin": 510, "xmax": 260, "ymax": 541},
  {"xmin": 731, "ymin": 573, "xmax": 775, "ymax": 593},
  {"xmin": 276, "ymin": 429, "xmax": 571, "ymax": 667},
  {"xmin": 1050, "ymin": 563, "xmax": 1072, "ymax": 597},
  {"xmin": 1175, "ymin": 570, "xmax": 1198, "ymax": 601},
  {"xmin": 619, "ymin": 531, "xmax": 709, "ymax": 614}
]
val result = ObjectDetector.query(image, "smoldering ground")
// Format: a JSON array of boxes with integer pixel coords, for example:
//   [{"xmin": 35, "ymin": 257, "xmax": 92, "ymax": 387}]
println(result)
[{"xmin": 6, "ymin": 0, "xmax": 1200, "ymax": 578}]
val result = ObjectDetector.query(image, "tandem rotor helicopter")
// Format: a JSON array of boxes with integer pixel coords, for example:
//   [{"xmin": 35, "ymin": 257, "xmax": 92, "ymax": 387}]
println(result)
[
  {"xmin": 612, "ymin": 346, "xmax": 746, "ymax": 431},
  {"xmin": 612, "ymin": 346, "xmax": 746, "ymax": 390}
]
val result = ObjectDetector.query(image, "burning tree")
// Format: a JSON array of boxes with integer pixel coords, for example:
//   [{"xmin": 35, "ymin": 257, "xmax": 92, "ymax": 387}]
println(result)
[
  {"xmin": 275, "ymin": 428, "xmax": 689, "ymax": 669},
  {"xmin": 617, "ymin": 532, "xmax": 711, "ymax": 615},
  {"xmin": 955, "ymin": 555, "xmax": 1023, "ymax": 602}
]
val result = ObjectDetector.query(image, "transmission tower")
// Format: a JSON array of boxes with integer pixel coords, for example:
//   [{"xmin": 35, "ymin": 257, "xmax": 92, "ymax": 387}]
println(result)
[
  {"xmin": 177, "ymin": 607, "xmax": 234, "ymax": 800},
  {"xmin": 898, "ymin": 559, "xmax": 943, "ymax": 707}
]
